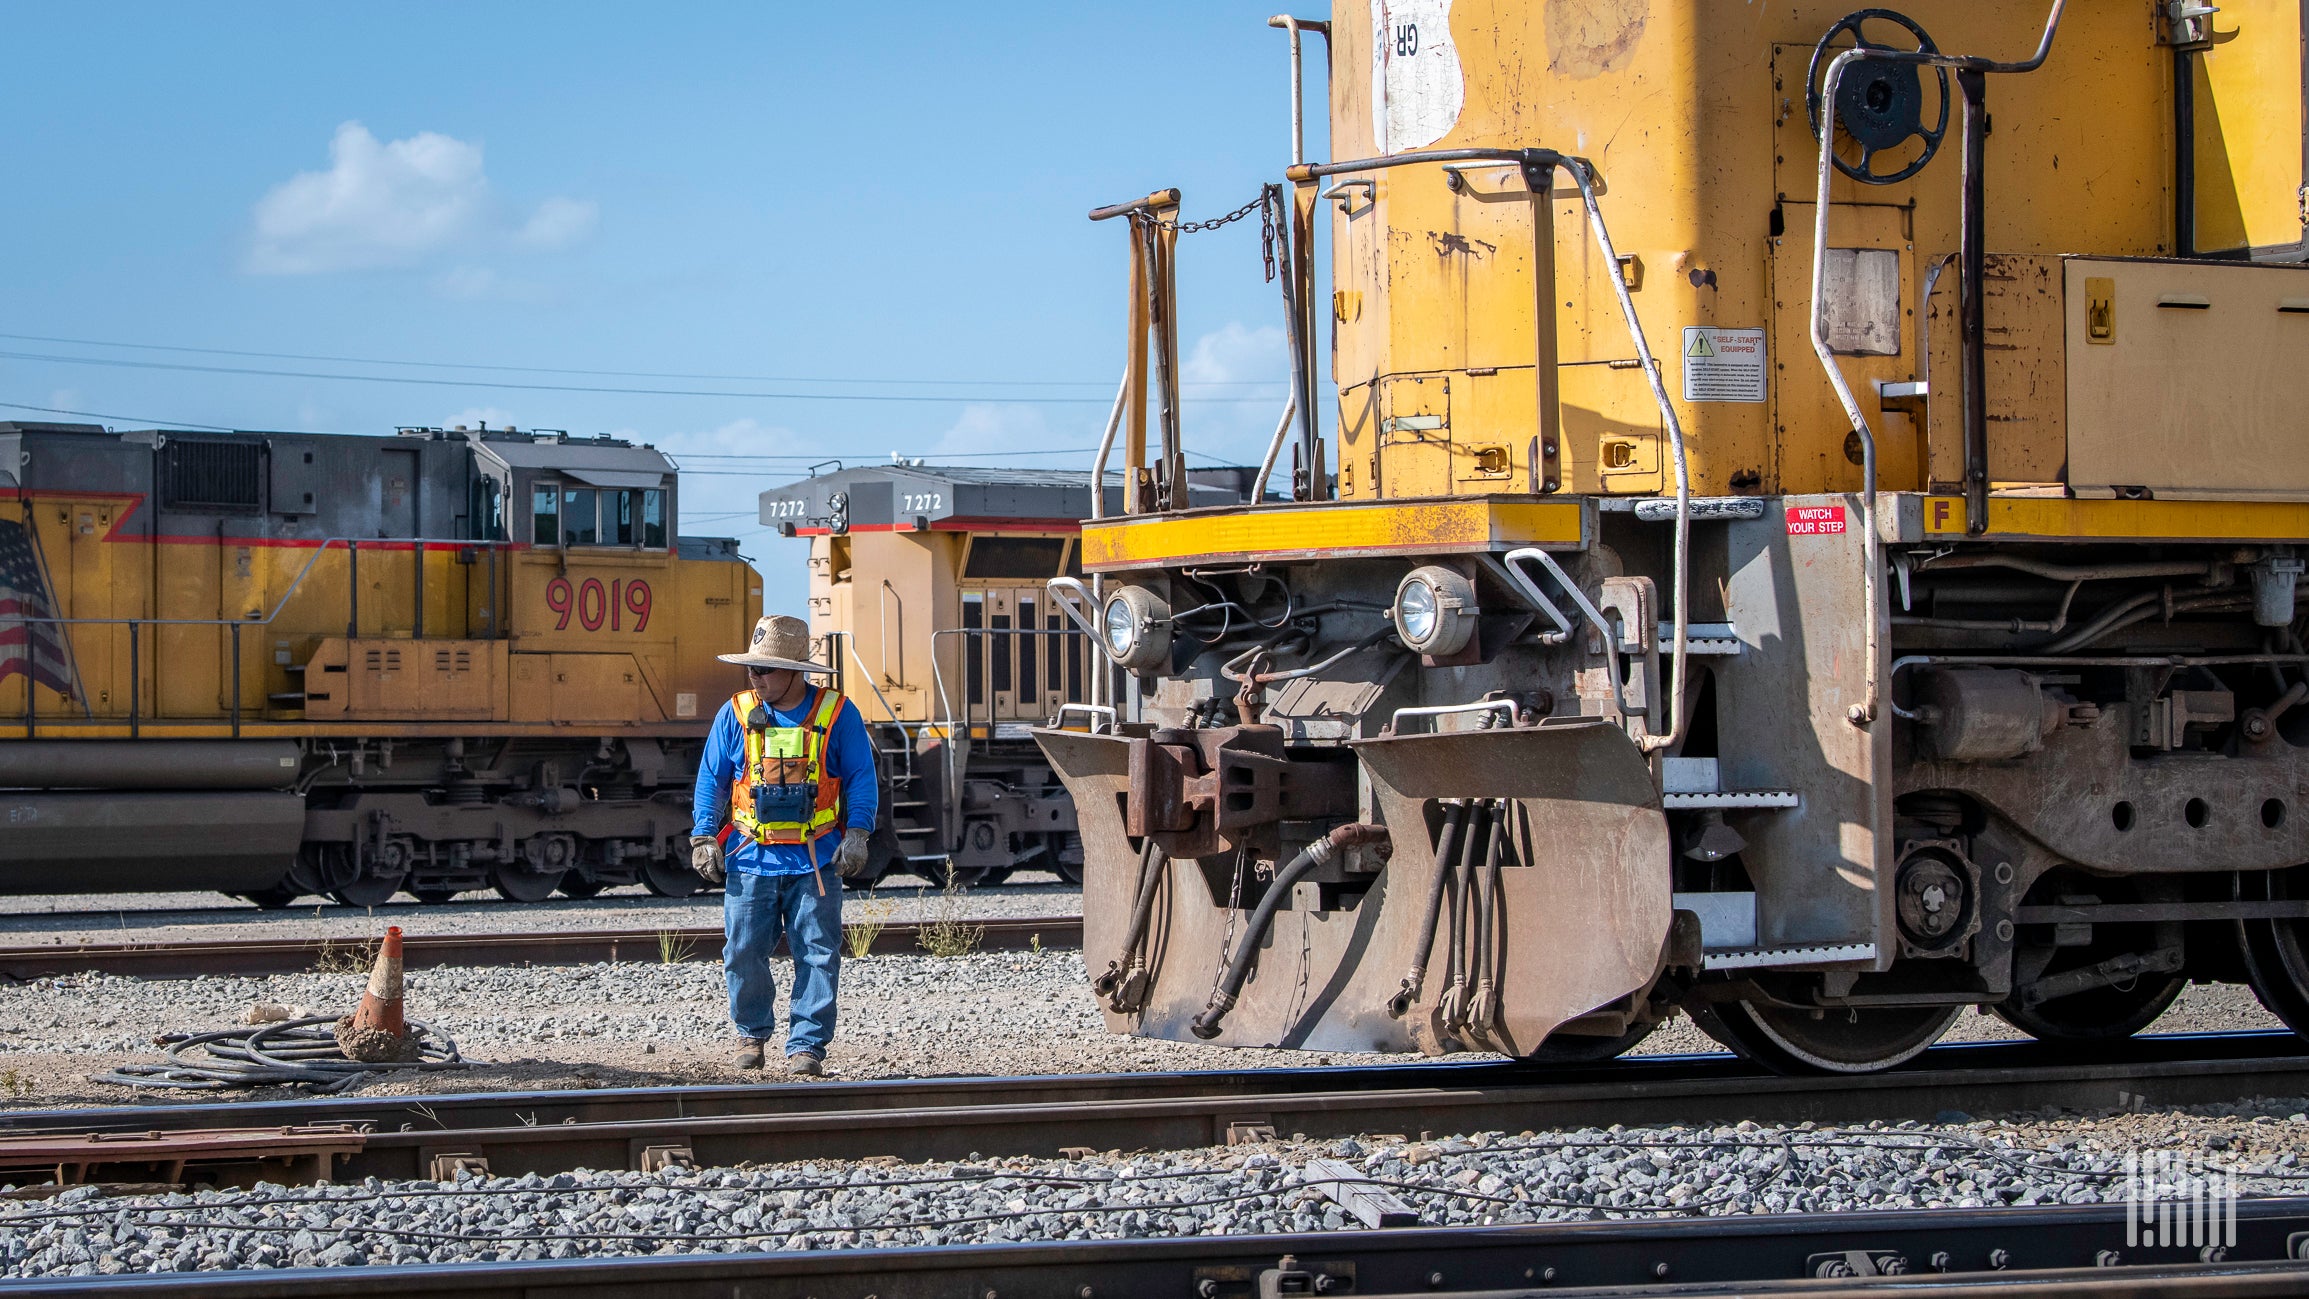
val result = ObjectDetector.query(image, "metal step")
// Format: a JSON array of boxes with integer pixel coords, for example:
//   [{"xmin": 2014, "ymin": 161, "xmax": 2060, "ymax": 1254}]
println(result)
[
  {"xmin": 1654, "ymin": 622, "xmax": 1741, "ymax": 655},
  {"xmin": 1660, "ymin": 756, "xmax": 1795, "ymax": 810},
  {"xmin": 1663, "ymin": 790, "xmax": 1800, "ymax": 810}
]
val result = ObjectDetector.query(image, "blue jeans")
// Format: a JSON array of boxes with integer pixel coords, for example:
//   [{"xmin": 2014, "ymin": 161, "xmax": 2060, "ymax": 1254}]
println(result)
[{"xmin": 723, "ymin": 868, "xmax": 842, "ymax": 1056}]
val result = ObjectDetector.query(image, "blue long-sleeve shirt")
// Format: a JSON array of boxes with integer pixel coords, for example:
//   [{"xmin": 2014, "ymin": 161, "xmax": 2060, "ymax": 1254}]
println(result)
[{"xmin": 692, "ymin": 684, "xmax": 879, "ymax": 877}]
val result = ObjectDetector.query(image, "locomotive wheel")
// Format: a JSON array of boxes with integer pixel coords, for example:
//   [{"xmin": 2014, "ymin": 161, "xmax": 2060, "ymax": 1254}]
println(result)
[
  {"xmin": 1697, "ymin": 998, "xmax": 1960, "ymax": 1074},
  {"xmin": 329, "ymin": 875, "xmax": 404, "ymax": 908},
  {"xmin": 1994, "ymin": 872, "xmax": 2184, "ymax": 1041},
  {"xmin": 1049, "ymin": 832, "xmax": 1084, "ymax": 887},
  {"xmin": 1995, "ymin": 975, "xmax": 2184, "ymax": 1042},
  {"xmin": 491, "ymin": 864, "xmax": 566, "ymax": 904},
  {"xmin": 1524, "ymin": 1020, "xmax": 1657, "ymax": 1064},
  {"xmin": 937, "ymin": 862, "xmax": 997, "ymax": 891},
  {"xmin": 241, "ymin": 886, "xmax": 304, "ymax": 911},
  {"xmin": 641, "ymin": 858, "xmax": 707, "ymax": 898},
  {"xmin": 2240, "ymin": 867, "xmax": 2309, "ymax": 1036}
]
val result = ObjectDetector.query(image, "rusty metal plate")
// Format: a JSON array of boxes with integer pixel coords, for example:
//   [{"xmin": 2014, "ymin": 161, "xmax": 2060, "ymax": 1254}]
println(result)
[
  {"xmin": 1353, "ymin": 722, "xmax": 1674, "ymax": 1056},
  {"xmin": 1040, "ymin": 721, "xmax": 1672, "ymax": 1059}
]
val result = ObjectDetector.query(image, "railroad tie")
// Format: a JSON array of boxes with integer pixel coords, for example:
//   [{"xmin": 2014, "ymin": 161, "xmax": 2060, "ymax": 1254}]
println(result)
[{"xmin": 1302, "ymin": 1156, "xmax": 1419, "ymax": 1229}]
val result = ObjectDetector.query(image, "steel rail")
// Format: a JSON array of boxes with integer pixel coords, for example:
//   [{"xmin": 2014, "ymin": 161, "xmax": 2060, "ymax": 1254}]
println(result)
[
  {"xmin": 8, "ymin": 1032, "xmax": 2308, "ymax": 1187},
  {"xmin": 4, "ymin": 1199, "xmax": 2309, "ymax": 1297},
  {"xmin": 0, "ymin": 916, "xmax": 1084, "ymax": 982}
]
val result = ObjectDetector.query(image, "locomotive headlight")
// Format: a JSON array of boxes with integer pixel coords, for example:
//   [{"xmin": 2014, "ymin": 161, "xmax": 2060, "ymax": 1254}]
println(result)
[
  {"xmin": 1100, "ymin": 586, "xmax": 1173, "ymax": 672},
  {"xmin": 1392, "ymin": 565, "xmax": 1479, "ymax": 657}
]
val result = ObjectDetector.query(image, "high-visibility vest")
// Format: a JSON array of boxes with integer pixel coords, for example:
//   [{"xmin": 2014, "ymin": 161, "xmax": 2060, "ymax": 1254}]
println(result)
[{"xmin": 726, "ymin": 686, "xmax": 847, "ymax": 846}]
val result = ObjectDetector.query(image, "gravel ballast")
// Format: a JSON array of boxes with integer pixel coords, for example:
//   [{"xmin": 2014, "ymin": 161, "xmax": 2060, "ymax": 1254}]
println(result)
[
  {"xmin": 0, "ymin": 875, "xmax": 1078, "ymax": 949},
  {"xmin": 6, "ymin": 1106, "xmax": 2309, "ymax": 1277},
  {"xmin": 0, "ymin": 943, "xmax": 2289, "ymax": 1108}
]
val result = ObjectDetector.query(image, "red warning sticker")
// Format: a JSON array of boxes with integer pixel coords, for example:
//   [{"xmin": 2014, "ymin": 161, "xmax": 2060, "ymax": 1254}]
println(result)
[{"xmin": 1785, "ymin": 505, "xmax": 1848, "ymax": 536}]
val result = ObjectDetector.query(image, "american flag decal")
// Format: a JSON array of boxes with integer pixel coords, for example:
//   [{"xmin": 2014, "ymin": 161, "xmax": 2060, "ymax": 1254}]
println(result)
[{"xmin": 0, "ymin": 517, "xmax": 75, "ymax": 699}]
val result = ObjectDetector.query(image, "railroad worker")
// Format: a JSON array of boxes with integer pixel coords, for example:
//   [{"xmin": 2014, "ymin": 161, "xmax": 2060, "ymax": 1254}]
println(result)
[{"xmin": 691, "ymin": 614, "xmax": 878, "ymax": 1077}]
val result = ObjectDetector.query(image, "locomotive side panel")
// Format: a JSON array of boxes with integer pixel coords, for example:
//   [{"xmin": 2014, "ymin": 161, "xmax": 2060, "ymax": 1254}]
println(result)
[{"xmin": 0, "ymin": 422, "xmax": 759, "ymax": 902}]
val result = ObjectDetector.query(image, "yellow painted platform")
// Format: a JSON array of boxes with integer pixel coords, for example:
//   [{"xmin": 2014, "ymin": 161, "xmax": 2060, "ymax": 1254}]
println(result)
[{"xmin": 1078, "ymin": 498, "xmax": 1588, "ymax": 572}]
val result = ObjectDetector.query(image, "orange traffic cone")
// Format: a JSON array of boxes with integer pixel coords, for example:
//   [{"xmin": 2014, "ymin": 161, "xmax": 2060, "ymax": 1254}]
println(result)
[{"xmin": 334, "ymin": 926, "xmax": 418, "ymax": 1063}]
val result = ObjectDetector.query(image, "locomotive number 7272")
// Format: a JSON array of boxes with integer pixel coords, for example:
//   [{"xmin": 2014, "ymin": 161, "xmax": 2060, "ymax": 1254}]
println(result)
[{"xmin": 546, "ymin": 577, "xmax": 653, "ymax": 632}]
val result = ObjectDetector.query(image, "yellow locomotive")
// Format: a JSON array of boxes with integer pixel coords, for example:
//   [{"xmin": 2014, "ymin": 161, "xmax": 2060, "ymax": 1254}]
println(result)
[
  {"xmin": 1040, "ymin": 1, "xmax": 2309, "ymax": 1071},
  {"xmin": 760, "ymin": 460, "xmax": 1255, "ymax": 887},
  {"xmin": 0, "ymin": 421, "xmax": 758, "ymax": 905}
]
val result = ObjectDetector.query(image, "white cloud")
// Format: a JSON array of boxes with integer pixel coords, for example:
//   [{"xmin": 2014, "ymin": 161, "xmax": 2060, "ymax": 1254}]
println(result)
[
  {"xmin": 245, "ymin": 122, "xmax": 597, "ymax": 276},
  {"xmin": 247, "ymin": 123, "xmax": 488, "ymax": 274},
  {"xmin": 928, "ymin": 403, "xmax": 1059, "ymax": 458},
  {"xmin": 440, "ymin": 406, "xmax": 520, "ymax": 432},
  {"xmin": 1182, "ymin": 322, "xmax": 1288, "ymax": 387},
  {"xmin": 516, "ymin": 196, "xmax": 598, "ymax": 250}
]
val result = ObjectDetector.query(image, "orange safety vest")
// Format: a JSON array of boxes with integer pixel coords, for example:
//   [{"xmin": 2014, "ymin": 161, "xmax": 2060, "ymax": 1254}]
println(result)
[{"xmin": 726, "ymin": 686, "xmax": 847, "ymax": 846}]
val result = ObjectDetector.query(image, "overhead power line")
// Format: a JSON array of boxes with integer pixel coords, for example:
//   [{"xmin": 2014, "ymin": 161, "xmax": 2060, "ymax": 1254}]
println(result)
[
  {"xmin": 0, "ymin": 332, "xmax": 1287, "ymax": 392},
  {"xmin": 0, "ymin": 349, "xmax": 1287, "ymax": 406},
  {"xmin": 0, "ymin": 399, "xmax": 235, "ymax": 431}
]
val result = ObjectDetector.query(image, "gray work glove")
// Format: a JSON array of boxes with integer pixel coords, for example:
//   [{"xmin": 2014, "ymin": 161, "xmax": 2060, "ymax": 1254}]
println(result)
[
  {"xmin": 830, "ymin": 827, "xmax": 873, "ymax": 879},
  {"xmin": 690, "ymin": 835, "xmax": 726, "ymax": 886}
]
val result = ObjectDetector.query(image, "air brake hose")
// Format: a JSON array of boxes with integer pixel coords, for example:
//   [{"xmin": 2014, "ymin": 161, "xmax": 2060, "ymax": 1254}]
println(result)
[
  {"xmin": 1190, "ymin": 822, "xmax": 1392, "ymax": 1039},
  {"xmin": 1388, "ymin": 801, "xmax": 1469, "ymax": 1019},
  {"xmin": 1438, "ymin": 802, "xmax": 1488, "ymax": 1031},
  {"xmin": 1093, "ymin": 838, "xmax": 1168, "ymax": 1011},
  {"xmin": 1465, "ymin": 799, "xmax": 1506, "ymax": 1041}
]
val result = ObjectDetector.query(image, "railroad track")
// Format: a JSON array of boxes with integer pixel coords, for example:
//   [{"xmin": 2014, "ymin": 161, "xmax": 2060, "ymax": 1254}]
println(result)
[
  {"xmin": 5, "ymin": 1200, "xmax": 2309, "ymax": 1296},
  {"xmin": 11, "ymin": 1034, "xmax": 2309, "ymax": 1295},
  {"xmin": 6, "ymin": 1031, "xmax": 2306, "ymax": 1188},
  {"xmin": 0, "ymin": 916, "xmax": 1083, "ymax": 981}
]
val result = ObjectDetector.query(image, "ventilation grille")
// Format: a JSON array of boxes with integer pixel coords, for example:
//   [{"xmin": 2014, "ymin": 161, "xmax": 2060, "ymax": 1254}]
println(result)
[
  {"xmin": 161, "ymin": 440, "xmax": 263, "ymax": 512},
  {"xmin": 434, "ymin": 648, "xmax": 472, "ymax": 673},
  {"xmin": 363, "ymin": 648, "xmax": 404, "ymax": 673}
]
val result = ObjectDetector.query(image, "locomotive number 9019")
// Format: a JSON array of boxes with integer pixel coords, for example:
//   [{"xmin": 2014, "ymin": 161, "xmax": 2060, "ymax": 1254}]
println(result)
[{"xmin": 546, "ymin": 576, "xmax": 653, "ymax": 632}]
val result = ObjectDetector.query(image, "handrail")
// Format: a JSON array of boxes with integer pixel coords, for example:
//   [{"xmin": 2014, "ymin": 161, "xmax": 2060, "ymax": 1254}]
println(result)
[
  {"xmin": 1387, "ymin": 698, "xmax": 1517, "ymax": 735},
  {"xmin": 1504, "ymin": 547, "xmax": 1613, "ymax": 645},
  {"xmin": 840, "ymin": 632, "xmax": 906, "ymax": 739},
  {"xmin": 2, "ymin": 534, "xmax": 518, "ymax": 733},
  {"xmin": 1053, "ymin": 703, "xmax": 1118, "ymax": 734},
  {"xmin": 1494, "ymin": 548, "xmax": 1576, "ymax": 646},
  {"xmin": 1252, "ymin": 395, "xmax": 1297, "ymax": 503},
  {"xmin": 8, "ymin": 535, "xmax": 515, "ymax": 630},
  {"xmin": 879, "ymin": 578, "xmax": 905, "ymax": 688},
  {"xmin": 1559, "ymin": 157, "xmax": 1689, "ymax": 754},
  {"xmin": 929, "ymin": 622, "xmax": 1104, "ymax": 829},
  {"xmin": 1807, "ymin": 0, "xmax": 2068, "ymax": 727},
  {"xmin": 1265, "ymin": 16, "xmax": 1330, "ymax": 167}
]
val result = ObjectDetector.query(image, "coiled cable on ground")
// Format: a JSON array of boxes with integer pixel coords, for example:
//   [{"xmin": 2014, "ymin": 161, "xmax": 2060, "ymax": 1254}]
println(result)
[{"xmin": 94, "ymin": 1016, "xmax": 469, "ymax": 1094}]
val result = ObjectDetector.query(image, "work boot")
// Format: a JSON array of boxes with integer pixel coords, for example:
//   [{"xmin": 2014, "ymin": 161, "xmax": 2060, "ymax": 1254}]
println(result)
[
  {"xmin": 786, "ymin": 1052, "xmax": 824, "ymax": 1078},
  {"xmin": 735, "ymin": 1038, "xmax": 765, "ymax": 1070}
]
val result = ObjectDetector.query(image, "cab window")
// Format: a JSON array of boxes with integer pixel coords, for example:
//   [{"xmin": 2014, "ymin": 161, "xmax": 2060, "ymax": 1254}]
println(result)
[
  {"xmin": 531, "ymin": 486, "xmax": 559, "ymax": 545},
  {"xmin": 562, "ymin": 488, "xmax": 599, "ymax": 545},
  {"xmin": 602, "ymin": 488, "xmax": 668, "ymax": 547}
]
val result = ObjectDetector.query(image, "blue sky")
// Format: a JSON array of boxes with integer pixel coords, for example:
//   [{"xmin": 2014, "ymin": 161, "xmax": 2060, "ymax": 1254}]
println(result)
[{"xmin": 1, "ymin": 4, "xmax": 1329, "ymax": 610}]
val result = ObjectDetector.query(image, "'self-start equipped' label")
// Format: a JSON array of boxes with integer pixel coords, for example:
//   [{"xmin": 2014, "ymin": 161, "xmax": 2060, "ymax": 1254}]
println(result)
[
  {"xmin": 1785, "ymin": 505, "xmax": 1848, "ymax": 536},
  {"xmin": 1681, "ymin": 326, "xmax": 1767, "ymax": 403}
]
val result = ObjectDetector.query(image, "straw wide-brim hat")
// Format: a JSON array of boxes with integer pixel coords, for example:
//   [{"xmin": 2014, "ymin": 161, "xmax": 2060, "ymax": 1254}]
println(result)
[{"xmin": 718, "ymin": 614, "xmax": 835, "ymax": 673}]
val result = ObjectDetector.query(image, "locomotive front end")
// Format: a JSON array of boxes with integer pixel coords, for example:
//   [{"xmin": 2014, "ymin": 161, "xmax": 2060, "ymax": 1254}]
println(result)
[{"xmin": 1044, "ymin": 0, "xmax": 2309, "ymax": 1071}]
